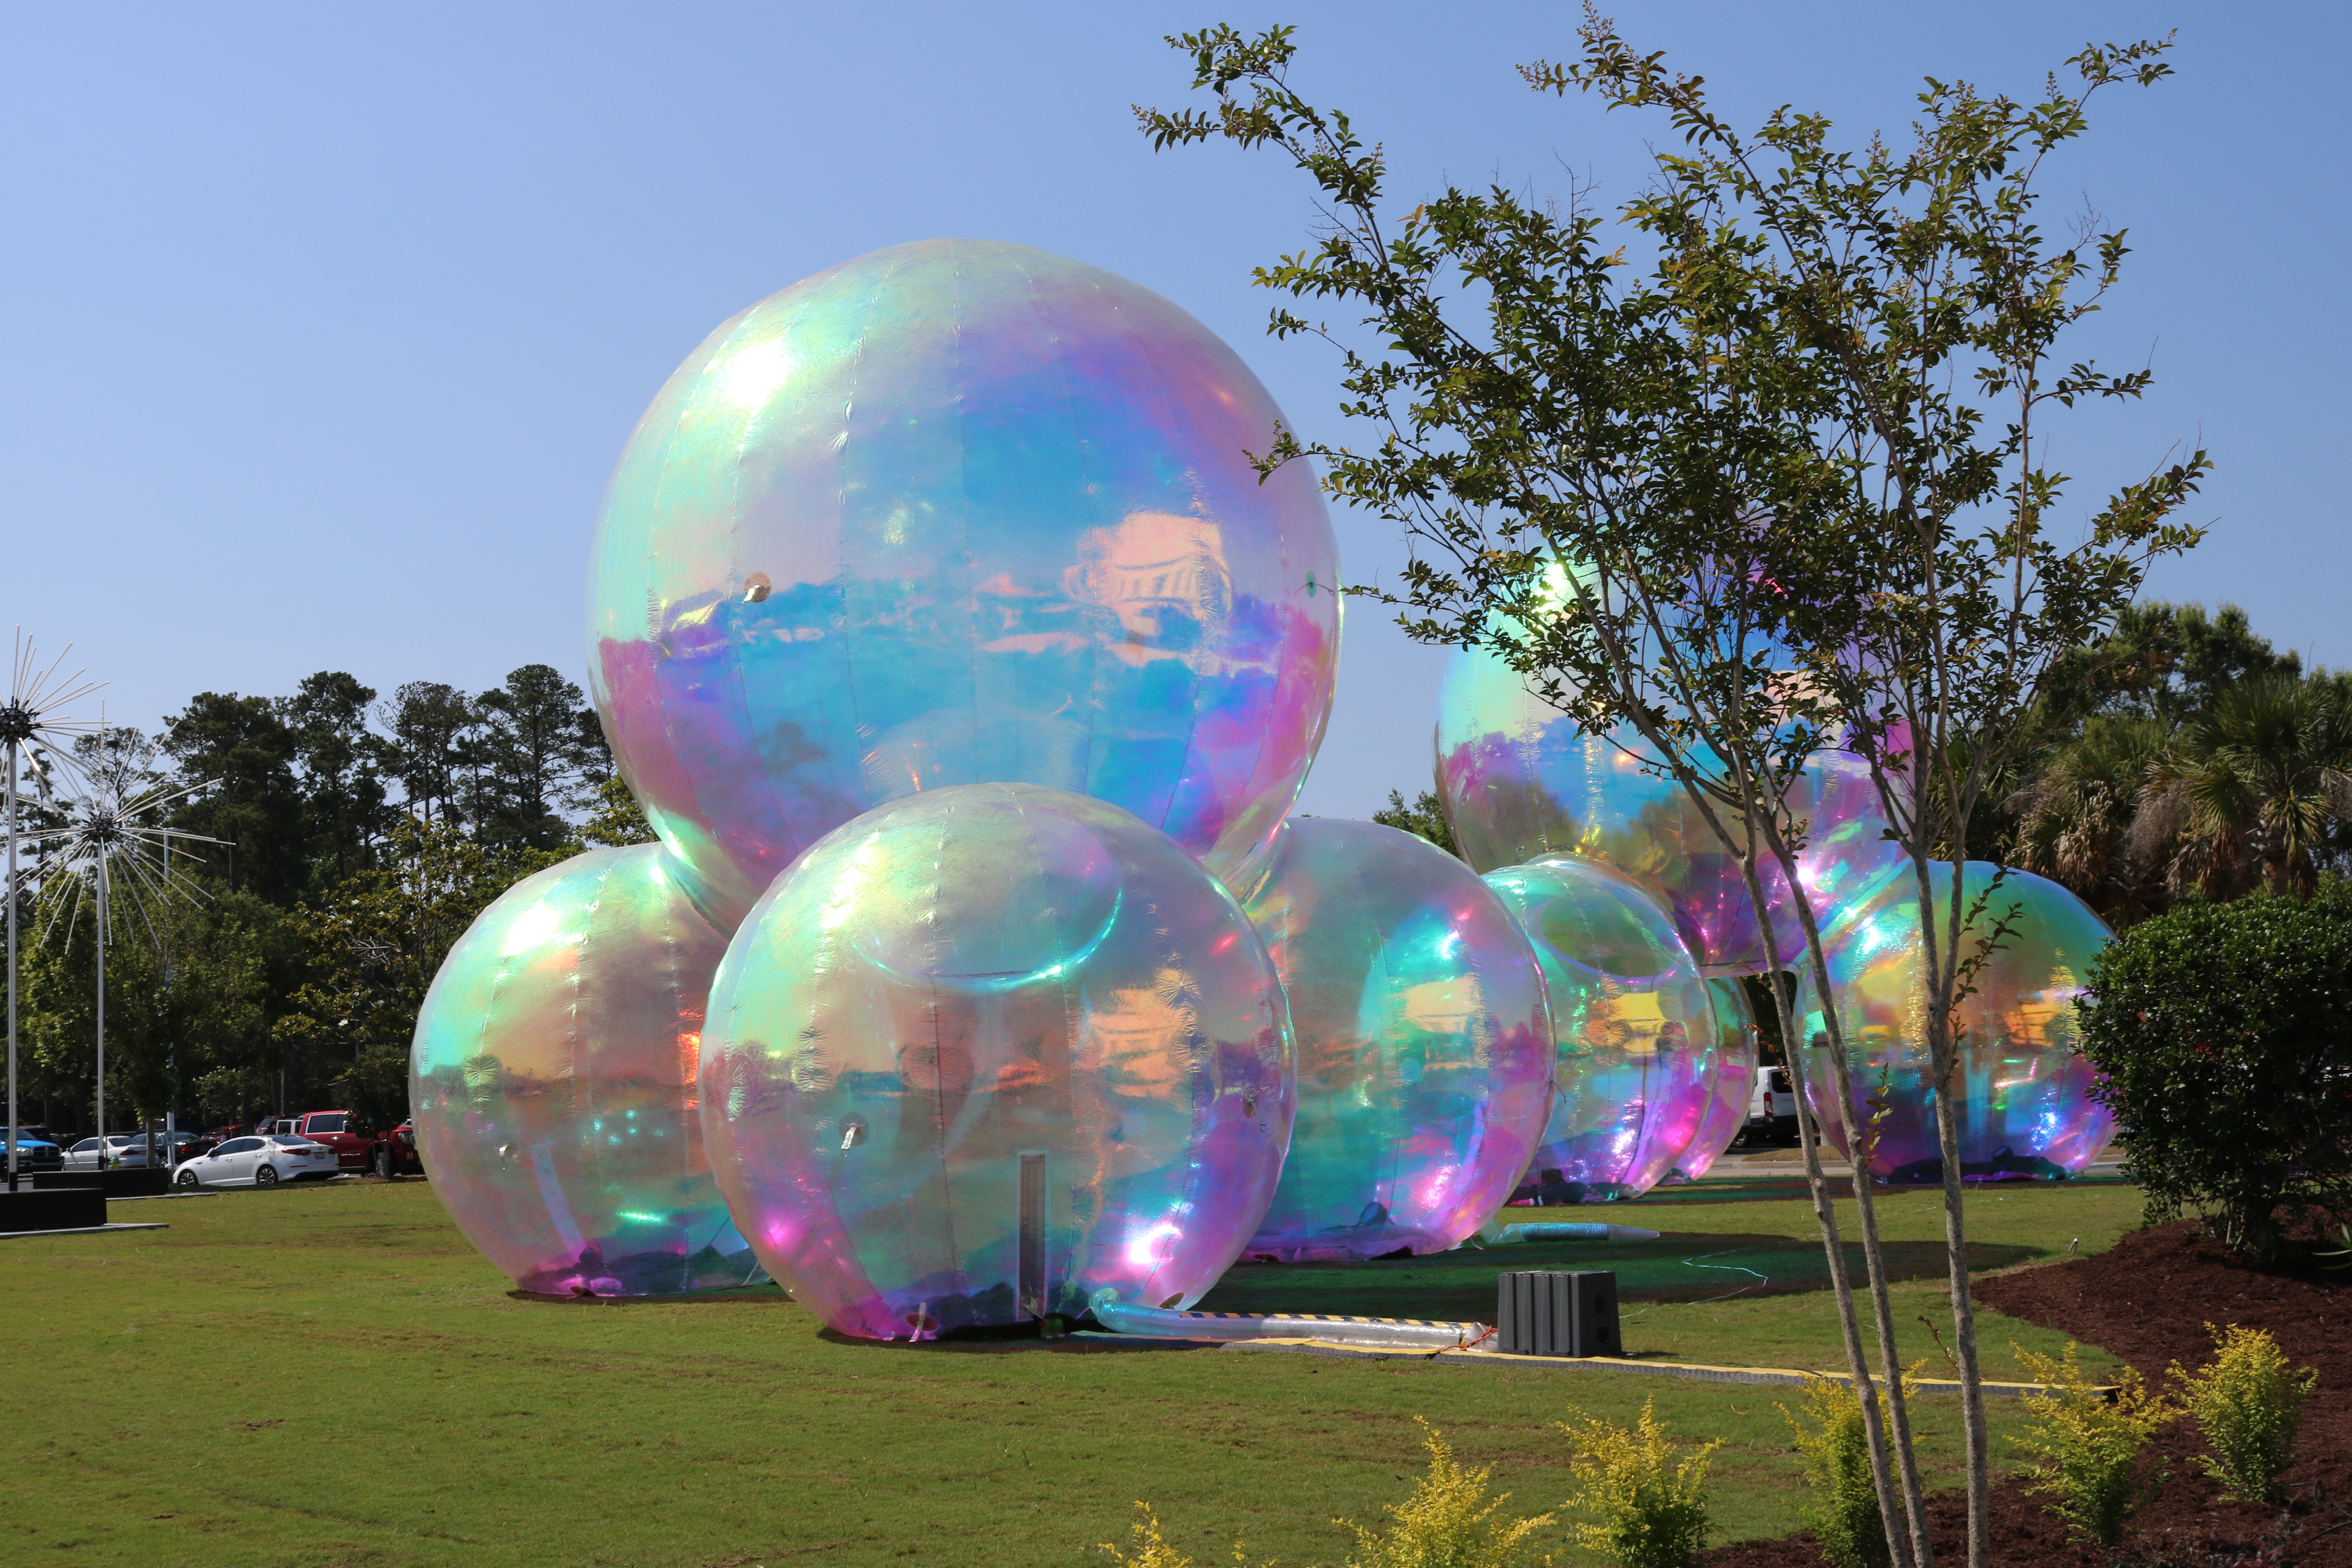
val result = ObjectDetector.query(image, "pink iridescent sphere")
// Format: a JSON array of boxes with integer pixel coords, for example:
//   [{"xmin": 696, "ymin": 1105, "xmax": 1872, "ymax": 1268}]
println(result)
[
  {"xmin": 1482, "ymin": 855, "xmax": 1724, "ymax": 1201},
  {"xmin": 700, "ymin": 783, "xmax": 1294, "ymax": 1339},
  {"xmin": 409, "ymin": 845, "xmax": 762, "ymax": 1297},
  {"xmin": 587, "ymin": 240, "xmax": 1340, "ymax": 927},
  {"xmin": 1796, "ymin": 863, "xmax": 2117, "ymax": 1182},
  {"xmin": 1236, "ymin": 818, "xmax": 1554, "ymax": 1260}
]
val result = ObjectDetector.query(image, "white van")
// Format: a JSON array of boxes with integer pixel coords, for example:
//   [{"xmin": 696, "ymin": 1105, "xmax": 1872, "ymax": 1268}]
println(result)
[{"xmin": 1742, "ymin": 1067, "xmax": 1800, "ymax": 1145}]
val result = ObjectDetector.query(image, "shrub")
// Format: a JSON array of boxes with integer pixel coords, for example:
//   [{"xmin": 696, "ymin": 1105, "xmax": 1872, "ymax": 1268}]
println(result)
[
  {"xmin": 1338, "ymin": 1419, "xmax": 1555, "ymax": 1568},
  {"xmin": 1560, "ymin": 1397, "xmax": 1719, "ymax": 1568},
  {"xmin": 2171, "ymin": 1325, "xmax": 2318, "ymax": 1504},
  {"xmin": 2074, "ymin": 887, "xmax": 2352, "ymax": 1260},
  {"xmin": 1100, "ymin": 1503, "xmax": 1266, "ymax": 1568},
  {"xmin": 2011, "ymin": 1341, "xmax": 2174, "ymax": 1544},
  {"xmin": 1780, "ymin": 1376, "xmax": 1891, "ymax": 1568}
]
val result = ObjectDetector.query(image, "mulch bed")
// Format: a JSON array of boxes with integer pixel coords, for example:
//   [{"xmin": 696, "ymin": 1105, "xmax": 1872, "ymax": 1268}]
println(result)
[{"xmin": 1705, "ymin": 1218, "xmax": 2350, "ymax": 1568}]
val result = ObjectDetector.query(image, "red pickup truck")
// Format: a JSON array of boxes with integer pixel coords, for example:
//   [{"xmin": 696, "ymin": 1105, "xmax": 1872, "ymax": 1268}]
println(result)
[
  {"xmin": 288, "ymin": 1111, "xmax": 370, "ymax": 1171},
  {"xmin": 284, "ymin": 1111, "xmax": 426, "ymax": 1178},
  {"xmin": 370, "ymin": 1119, "xmax": 424, "ymax": 1179}
]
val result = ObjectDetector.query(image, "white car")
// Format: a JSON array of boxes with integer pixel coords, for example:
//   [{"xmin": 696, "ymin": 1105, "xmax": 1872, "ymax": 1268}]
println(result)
[
  {"xmin": 61, "ymin": 1134, "xmax": 158, "ymax": 1171},
  {"xmin": 171, "ymin": 1135, "xmax": 341, "ymax": 1189}
]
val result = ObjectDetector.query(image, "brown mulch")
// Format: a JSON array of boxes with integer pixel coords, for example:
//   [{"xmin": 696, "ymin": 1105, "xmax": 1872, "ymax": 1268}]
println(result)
[{"xmin": 1704, "ymin": 1219, "xmax": 2351, "ymax": 1568}]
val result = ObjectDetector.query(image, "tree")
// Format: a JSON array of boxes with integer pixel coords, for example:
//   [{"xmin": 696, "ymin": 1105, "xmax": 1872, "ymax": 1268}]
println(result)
[
  {"xmin": 2078, "ymin": 887, "xmax": 2352, "ymax": 1259},
  {"xmin": 2042, "ymin": 601, "xmax": 2299, "ymax": 733},
  {"xmin": 160, "ymin": 697, "xmax": 307, "ymax": 903},
  {"xmin": 2005, "ymin": 713, "xmax": 2171, "ymax": 922},
  {"xmin": 283, "ymin": 815, "xmax": 571, "ymax": 1130},
  {"xmin": 2137, "ymin": 676, "xmax": 2352, "ymax": 900},
  {"xmin": 280, "ymin": 670, "xmax": 393, "ymax": 889},
  {"xmin": 18, "ymin": 879, "xmax": 289, "ymax": 1136},
  {"xmin": 1141, "ymin": 22, "xmax": 2201, "ymax": 1568},
  {"xmin": 580, "ymin": 773, "xmax": 657, "ymax": 848},
  {"xmin": 1372, "ymin": 788, "xmax": 1459, "ymax": 857},
  {"xmin": 382, "ymin": 681, "xmax": 472, "ymax": 826},
  {"xmin": 466, "ymin": 664, "xmax": 600, "ymax": 851}
]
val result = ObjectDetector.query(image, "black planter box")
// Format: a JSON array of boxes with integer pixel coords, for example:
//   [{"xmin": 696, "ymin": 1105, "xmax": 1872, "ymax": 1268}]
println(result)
[
  {"xmin": 0, "ymin": 1186, "xmax": 107, "ymax": 1232},
  {"xmin": 1496, "ymin": 1269, "xmax": 1622, "ymax": 1357},
  {"xmin": 29, "ymin": 1168, "xmax": 170, "ymax": 1198}
]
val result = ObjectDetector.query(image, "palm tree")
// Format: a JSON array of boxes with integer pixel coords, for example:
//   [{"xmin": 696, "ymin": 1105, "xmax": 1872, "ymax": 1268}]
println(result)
[
  {"xmin": 2004, "ymin": 713, "xmax": 2171, "ymax": 921},
  {"xmin": 2137, "ymin": 676, "xmax": 2352, "ymax": 899}
]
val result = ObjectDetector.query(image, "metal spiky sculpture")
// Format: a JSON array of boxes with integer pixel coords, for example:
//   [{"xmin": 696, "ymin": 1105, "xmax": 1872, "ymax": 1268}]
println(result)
[
  {"xmin": 4, "ymin": 632, "xmax": 103, "ymax": 1186},
  {"xmin": 22, "ymin": 729, "xmax": 216, "ymax": 1179}
]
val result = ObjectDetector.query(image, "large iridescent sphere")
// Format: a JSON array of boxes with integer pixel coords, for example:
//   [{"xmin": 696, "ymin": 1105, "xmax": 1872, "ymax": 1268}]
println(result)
[
  {"xmin": 1236, "ymin": 818, "xmax": 1553, "ymax": 1261},
  {"xmin": 1796, "ymin": 863, "xmax": 2116, "ymax": 1182},
  {"xmin": 1434, "ymin": 642, "xmax": 1903, "ymax": 973},
  {"xmin": 1481, "ymin": 855, "xmax": 1722, "ymax": 1200},
  {"xmin": 409, "ymin": 844, "xmax": 763, "ymax": 1296},
  {"xmin": 1663, "ymin": 978, "xmax": 1760, "ymax": 1183},
  {"xmin": 588, "ymin": 239, "xmax": 1342, "ymax": 926},
  {"xmin": 701, "ymin": 782, "xmax": 1294, "ymax": 1340}
]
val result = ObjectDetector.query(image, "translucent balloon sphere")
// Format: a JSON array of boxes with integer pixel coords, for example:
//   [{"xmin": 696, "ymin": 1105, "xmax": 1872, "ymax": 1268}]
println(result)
[
  {"xmin": 589, "ymin": 239, "xmax": 1342, "ymax": 925},
  {"xmin": 1435, "ymin": 642, "xmax": 1903, "ymax": 973},
  {"xmin": 701, "ymin": 782, "xmax": 1295, "ymax": 1340},
  {"xmin": 410, "ymin": 844, "xmax": 764, "ymax": 1296},
  {"xmin": 1663, "ymin": 978, "xmax": 1760, "ymax": 1183},
  {"xmin": 1482, "ymin": 855, "xmax": 1723, "ymax": 1201},
  {"xmin": 1238, "ymin": 818, "xmax": 1553, "ymax": 1261},
  {"xmin": 1797, "ymin": 863, "xmax": 2116, "ymax": 1183}
]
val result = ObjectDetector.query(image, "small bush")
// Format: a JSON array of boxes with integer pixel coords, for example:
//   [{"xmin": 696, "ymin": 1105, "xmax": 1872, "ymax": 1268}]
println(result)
[
  {"xmin": 2011, "ymin": 1341, "xmax": 2174, "ymax": 1544},
  {"xmin": 1338, "ymin": 1419, "xmax": 1555, "ymax": 1568},
  {"xmin": 1560, "ymin": 1397, "xmax": 1719, "ymax": 1568},
  {"xmin": 1781, "ymin": 1376, "xmax": 1891, "ymax": 1568},
  {"xmin": 2171, "ymin": 1325, "xmax": 2318, "ymax": 1504},
  {"xmin": 2075, "ymin": 888, "xmax": 2352, "ymax": 1260},
  {"xmin": 1100, "ymin": 1503, "xmax": 1267, "ymax": 1568}
]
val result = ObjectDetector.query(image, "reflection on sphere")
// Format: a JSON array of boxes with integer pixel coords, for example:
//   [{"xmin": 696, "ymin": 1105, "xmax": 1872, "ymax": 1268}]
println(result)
[
  {"xmin": 1797, "ymin": 863, "xmax": 2116, "ymax": 1183},
  {"xmin": 1434, "ymin": 642, "xmax": 1904, "ymax": 973},
  {"xmin": 1240, "ymin": 818, "xmax": 1553, "ymax": 1261},
  {"xmin": 409, "ymin": 844, "xmax": 762, "ymax": 1297},
  {"xmin": 1483, "ymin": 855, "xmax": 1723, "ymax": 1201},
  {"xmin": 701, "ymin": 782, "xmax": 1293, "ymax": 1341},
  {"xmin": 587, "ymin": 239, "xmax": 1341, "ymax": 927},
  {"xmin": 1663, "ymin": 978, "xmax": 1761, "ymax": 1183}
]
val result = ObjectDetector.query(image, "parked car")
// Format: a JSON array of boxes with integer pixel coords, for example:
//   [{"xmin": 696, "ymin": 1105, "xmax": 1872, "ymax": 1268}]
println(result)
[
  {"xmin": 1743, "ymin": 1066, "xmax": 1800, "ymax": 1145},
  {"xmin": 172, "ymin": 1135, "xmax": 341, "ymax": 1189},
  {"xmin": 62, "ymin": 1134, "xmax": 159, "ymax": 1171},
  {"xmin": 148, "ymin": 1131, "xmax": 210, "ymax": 1166},
  {"xmin": 368, "ymin": 1119, "xmax": 424, "ymax": 1178},
  {"xmin": 2, "ymin": 1131, "xmax": 65, "ymax": 1172},
  {"xmin": 285, "ymin": 1111, "xmax": 373, "ymax": 1171}
]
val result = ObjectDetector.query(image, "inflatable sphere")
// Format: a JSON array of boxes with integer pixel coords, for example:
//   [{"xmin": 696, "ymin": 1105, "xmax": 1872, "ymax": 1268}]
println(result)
[
  {"xmin": 1482, "ymin": 855, "xmax": 1722, "ymax": 1201},
  {"xmin": 1237, "ymin": 818, "xmax": 1554, "ymax": 1261},
  {"xmin": 588, "ymin": 238, "xmax": 1342, "ymax": 926},
  {"xmin": 409, "ymin": 844, "xmax": 764, "ymax": 1296},
  {"xmin": 1435, "ymin": 641, "xmax": 1904, "ymax": 973},
  {"xmin": 701, "ymin": 782, "xmax": 1294, "ymax": 1339},
  {"xmin": 1796, "ymin": 862, "xmax": 2116, "ymax": 1183},
  {"xmin": 1663, "ymin": 978, "xmax": 1760, "ymax": 1183}
]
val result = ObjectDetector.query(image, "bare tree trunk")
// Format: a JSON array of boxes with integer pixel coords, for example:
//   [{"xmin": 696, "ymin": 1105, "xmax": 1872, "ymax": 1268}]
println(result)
[
  {"xmin": 1778, "ymin": 852, "xmax": 1935, "ymax": 1568},
  {"xmin": 1737, "ymin": 830, "xmax": 1918, "ymax": 1568},
  {"xmin": 1929, "ymin": 1004, "xmax": 1991, "ymax": 1568}
]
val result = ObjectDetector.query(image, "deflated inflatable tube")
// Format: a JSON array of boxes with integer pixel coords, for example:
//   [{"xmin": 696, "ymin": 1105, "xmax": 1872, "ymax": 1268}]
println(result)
[
  {"xmin": 1088, "ymin": 1290, "xmax": 1487, "ymax": 1350},
  {"xmin": 1483, "ymin": 1222, "xmax": 1661, "ymax": 1244}
]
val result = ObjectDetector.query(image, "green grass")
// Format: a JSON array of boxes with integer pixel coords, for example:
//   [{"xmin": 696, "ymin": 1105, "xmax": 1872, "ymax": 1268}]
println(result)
[{"xmin": 0, "ymin": 1176, "xmax": 2138, "ymax": 1568}]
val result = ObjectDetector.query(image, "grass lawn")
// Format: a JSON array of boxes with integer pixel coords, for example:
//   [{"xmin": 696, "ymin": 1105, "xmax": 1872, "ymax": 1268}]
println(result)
[{"xmin": 0, "ymin": 1173, "xmax": 2141, "ymax": 1568}]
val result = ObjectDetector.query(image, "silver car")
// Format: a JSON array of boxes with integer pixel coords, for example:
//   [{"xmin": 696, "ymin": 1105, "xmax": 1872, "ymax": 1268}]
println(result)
[
  {"xmin": 61, "ymin": 1134, "xmax": 157, "ymax": 1171},
  {"xmin": 171, "ymin": 1135, "xmax": 341, "ymax": 1189}
]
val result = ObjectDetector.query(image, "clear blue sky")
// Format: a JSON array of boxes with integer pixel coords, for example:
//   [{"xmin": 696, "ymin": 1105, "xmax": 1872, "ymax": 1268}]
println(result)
[{"xmin": 3, "ymin": 2, "xmax": 2341, "ymax": 821}]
